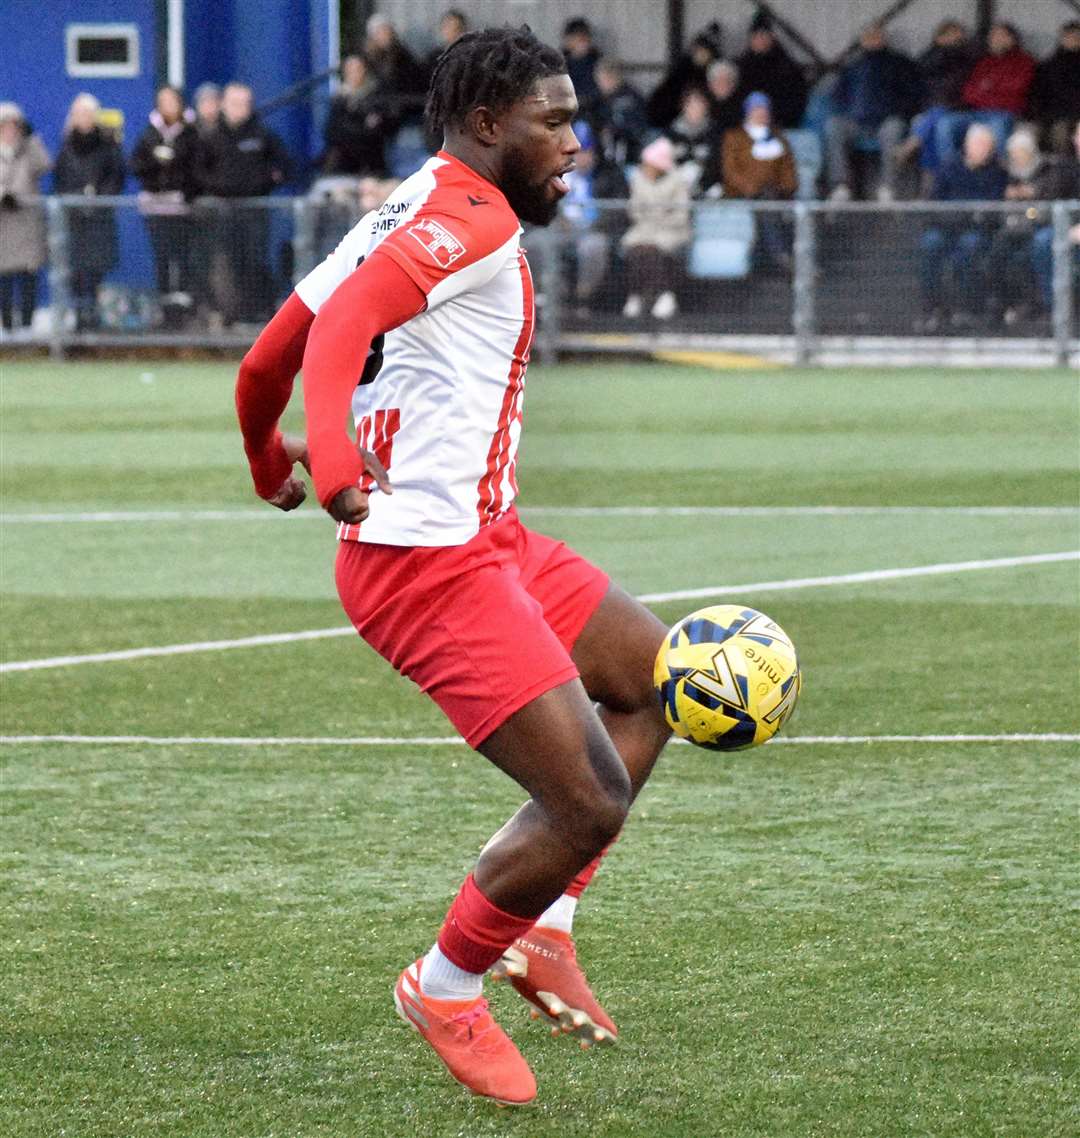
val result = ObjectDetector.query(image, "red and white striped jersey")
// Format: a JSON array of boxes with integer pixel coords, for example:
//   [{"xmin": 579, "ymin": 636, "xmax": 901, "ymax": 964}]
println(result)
[{"xmin": 295, "ymin": 152, "xmax": 533, "ymax": 547}]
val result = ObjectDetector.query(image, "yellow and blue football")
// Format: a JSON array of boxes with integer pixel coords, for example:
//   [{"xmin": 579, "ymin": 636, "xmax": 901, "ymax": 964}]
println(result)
[{"xmin": 654, "ymin": 604, "xmax": 801, "ymax": 751}]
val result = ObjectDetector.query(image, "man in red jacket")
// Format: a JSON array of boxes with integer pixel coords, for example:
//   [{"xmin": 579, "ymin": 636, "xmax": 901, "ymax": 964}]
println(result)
[{"xmin": 935, "ymin": 23, "xmax": 1035, "ymax": 168}]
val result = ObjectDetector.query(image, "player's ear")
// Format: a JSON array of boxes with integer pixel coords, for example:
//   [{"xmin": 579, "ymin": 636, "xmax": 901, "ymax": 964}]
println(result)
[{"xmin": 466, "ymin": 105, "xmax": 500, "ymax": 147}]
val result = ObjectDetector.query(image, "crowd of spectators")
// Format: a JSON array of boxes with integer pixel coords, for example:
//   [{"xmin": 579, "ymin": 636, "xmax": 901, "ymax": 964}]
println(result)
[
  {"xmin": 1, "ymin": 6, "xmax": 1079, "ymax": 336},
  {"xmin": 0, "ymin": 80, "xmax": 291, "ymax": 331}
]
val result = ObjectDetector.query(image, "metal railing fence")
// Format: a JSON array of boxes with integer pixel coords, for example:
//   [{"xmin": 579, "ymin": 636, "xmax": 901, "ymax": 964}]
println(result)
[{"xmin": 1, "ymin": 196, "xmax": 1076, "ymax": 366}]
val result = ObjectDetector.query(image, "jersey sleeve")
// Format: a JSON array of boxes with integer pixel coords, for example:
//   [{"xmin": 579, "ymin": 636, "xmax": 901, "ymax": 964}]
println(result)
[
  {"xmin": 294, "ymin": 211, "xmax": 377, "ymax": 314},
  {"xmin": 374, "ymin": 203, "xmax": 520, "ymax": 311}
]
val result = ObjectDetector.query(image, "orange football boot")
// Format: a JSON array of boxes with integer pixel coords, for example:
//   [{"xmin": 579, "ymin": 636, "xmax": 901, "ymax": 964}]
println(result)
[
  {"xmin": 490, "ymin": 928, "xmax": 618, "ymax": 1047},
  {"xmin": 393, "ymin": 958, "xmax": 537, "ymax": 1106}
]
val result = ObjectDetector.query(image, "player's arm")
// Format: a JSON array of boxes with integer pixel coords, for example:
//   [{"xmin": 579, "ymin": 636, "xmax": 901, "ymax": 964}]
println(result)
[
  {"xmin": 235, "ymin": 290, "xmax": 315, "ymax": 509},
  {"xmin": 302, "ymin": 250, "xmax": 427, "ymax": 523}
]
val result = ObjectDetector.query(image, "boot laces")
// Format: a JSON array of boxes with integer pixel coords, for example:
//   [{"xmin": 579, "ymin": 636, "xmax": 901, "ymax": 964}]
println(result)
[{"xmin": 450, "ymin": 997, "xmax": 494, "ymax": 1042}]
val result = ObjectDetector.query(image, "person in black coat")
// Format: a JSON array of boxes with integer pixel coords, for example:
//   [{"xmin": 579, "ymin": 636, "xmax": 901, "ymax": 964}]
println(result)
[
  {"xmin": 917, "ymin": 123, "xmax": 1007, "ymax": 328},
  {"xmin": 705, "ymin": 60, "xmax": 744, "ymax": 132},
  {"xmin": 423, "ymin": 9, "xmax": 468, "ymax": 81},
  {"xmin": 646, "ymin": 23, "xmax": 724, "ymax": 129},
  {"xmin": 825, "ymin": 22, "xmax": 922, "ymax": 200},
  {"xmin": 735, "ymin": 10, "xmax": 807, "ymax": 130},
  {"xmin": 53, "ymin": 93, "xmax": 126, "ymax": 330},
  {"xmin": 194, "ymin": 83, "xmax": 291, "ymax": 325},
  {"xmin": 898, "ymin": 20, "xmax": 977, "ymax": 185},
  {"xmin": 562, "ymin": 17, "xmax": 603, "ymax": 116},
  {"xmin": 1031, "ymin": 21, "xmax": 1080, "ymax": 155},
  {"xmin": 365, "ymin": 13, "xmax": 427, "ymax": 122},
  {"xmin": 130, "ymin": 85, "xmax": 199, "ymax": 316},
  {"xmin": 322, "ymin": 54, "xmax": 398, "ymax": 176},
  {"xmin": 590, "ymin": 57, "xmax": 649, "ymax": 164}
]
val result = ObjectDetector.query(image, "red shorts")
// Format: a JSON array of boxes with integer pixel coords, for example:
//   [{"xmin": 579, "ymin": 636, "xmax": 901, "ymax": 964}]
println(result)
[{"xmin": 334, "ymin": 508, "xmax": 610, "ymax": 748}]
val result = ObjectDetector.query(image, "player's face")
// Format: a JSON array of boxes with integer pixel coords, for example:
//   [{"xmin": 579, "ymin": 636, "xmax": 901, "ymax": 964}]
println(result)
[{"xmin": 497, "ymin": 74, "xmax": 580, "ymax": 227}]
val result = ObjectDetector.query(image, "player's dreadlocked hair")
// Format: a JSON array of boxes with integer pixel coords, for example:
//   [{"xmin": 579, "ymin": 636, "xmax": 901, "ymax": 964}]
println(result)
[{"xmin": 425, "ymin": 25, "xmax": 567, "ymax": 135}]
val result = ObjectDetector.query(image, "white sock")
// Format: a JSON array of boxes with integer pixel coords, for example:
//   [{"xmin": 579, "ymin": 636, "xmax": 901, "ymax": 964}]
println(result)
[
  {"xmin": 535, "ymin": 893, "xmax": 577, "ymax": 934},
  {"xmin": 419, "ymin": 943, "xmax": 484, "ymax": 1001}
]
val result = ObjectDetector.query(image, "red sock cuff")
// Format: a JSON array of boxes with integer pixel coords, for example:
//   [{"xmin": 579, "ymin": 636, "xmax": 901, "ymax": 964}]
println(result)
[
  {"xmin": 564, "ymin": 835, "xmax": 619, "ymax": 899},
  {"xmin": 437, "ymin": 874, "xmax": 537, "ymax": 974}
]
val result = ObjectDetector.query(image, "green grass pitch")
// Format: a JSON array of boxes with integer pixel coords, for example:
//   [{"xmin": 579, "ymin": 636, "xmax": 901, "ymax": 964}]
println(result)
[{"xmin": 1, "ymin": 358, "xmax": 1078, "ymax": 1137}]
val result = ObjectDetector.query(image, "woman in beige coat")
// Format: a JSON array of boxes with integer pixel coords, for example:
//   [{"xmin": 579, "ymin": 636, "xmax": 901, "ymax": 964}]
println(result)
[
  {"xmin": 0, "ymin": 102, "xmax": 51, "ymax": 332},
  {"xmin": 620, "ymin": 136, "xmax": 691, "ymax": 320}
]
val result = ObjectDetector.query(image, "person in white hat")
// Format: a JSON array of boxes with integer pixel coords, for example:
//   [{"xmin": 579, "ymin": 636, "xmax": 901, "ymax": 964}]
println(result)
[
  {"xmin": 0, "ymin": 102, "xmax": 51, "ymax": 334},
  {"xmin": 620, "ymin": 135, "xmax": 690, "ymax": 319}
]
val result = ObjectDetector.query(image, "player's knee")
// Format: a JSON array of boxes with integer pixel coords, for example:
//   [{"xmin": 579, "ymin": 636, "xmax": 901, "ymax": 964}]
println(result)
[
  {"xmin": 557, "ymin": 789, "xmax": 627, "ymax": 858},
  {"xmin": 584, "ymin": 786, "xmax": 630, "ymax": 850},
  {"xmin": 552, "ymin": 754, "xmax": 631, "ymax": 855}
]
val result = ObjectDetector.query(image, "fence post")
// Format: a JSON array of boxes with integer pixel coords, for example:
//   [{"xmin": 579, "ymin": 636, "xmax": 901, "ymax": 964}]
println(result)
[
  {"xmin": 291, "ymin": 196, "xmax": 316, "ymax": 286},
  {"xmin": 531, "ymin": 226, "xmax": 560, "ymax": 366},
  {"xmin": 792, "ymin": 201, "xmax": 815, "ymax": 365},
  {"xmin": 45, "ymin": 196, "xmax": 70, "ymax": 359},
  {"xmin": 1050, "ymin": 201, "xmax": 1073, "ymax": 368}
]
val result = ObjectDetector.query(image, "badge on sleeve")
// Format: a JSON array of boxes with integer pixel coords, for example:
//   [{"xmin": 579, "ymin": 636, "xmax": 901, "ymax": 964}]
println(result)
[{"xmin": 405, "ymin": 218, "xmax": 466, "ymax": 269}]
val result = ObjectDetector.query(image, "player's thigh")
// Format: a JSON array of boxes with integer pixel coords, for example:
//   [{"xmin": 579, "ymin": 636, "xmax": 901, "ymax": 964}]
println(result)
[
  {"xmin": 515, "ymin": 523, "xmax": 667, "ymax": 713},
  {"xmin": 336, "ymin": 532, "xmax": 581, "ymax": 751},
  {"xmin": 478, "ymin": 677, "xmax": 631, "ymax": 828},
  {"xmin": 571, "ymin": 582, "xmax": 669, "ymax": 714}
]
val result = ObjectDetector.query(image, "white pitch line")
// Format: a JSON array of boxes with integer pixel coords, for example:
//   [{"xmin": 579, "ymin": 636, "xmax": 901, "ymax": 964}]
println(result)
[
  {"xmin": 2, "ymin": 550, "xmax": 1076, "ymax": 675},
  {"xmin": 0, "ymin": 505, "xmax": 1075, "ymax": 524},
  {"xmin": 637, "ymin": 551, "xmax": 1079, "ymax": 604},
  {"xmin": 0, "ymin": 733, "xmax": 1076, "ymax": 747},
  {"xmin": 0, "ymin": 627, "xmax": 356, "ymax": 673}
]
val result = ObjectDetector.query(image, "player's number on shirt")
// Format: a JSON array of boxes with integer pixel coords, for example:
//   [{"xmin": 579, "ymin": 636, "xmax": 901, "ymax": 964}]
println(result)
[{"xmin": 354, "ymin": 256, "xmax": 385, "ymax": 386}]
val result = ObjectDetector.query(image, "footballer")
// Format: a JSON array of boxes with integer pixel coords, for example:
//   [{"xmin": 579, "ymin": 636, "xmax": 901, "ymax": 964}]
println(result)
[{"xmin": 236, "ymin": 26, "xmax": 671, "ymax": 1105}]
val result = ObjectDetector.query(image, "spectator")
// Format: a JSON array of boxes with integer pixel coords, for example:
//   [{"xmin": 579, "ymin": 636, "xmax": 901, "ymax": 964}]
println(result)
[
  {"xmin": 720, "ymin": 92, "xmax": 797, "ymax": 272},
  {"xmin": 705, "ymin": 60, "xmax": 743, "ymax": 133},
  {"xmin": 0, "ymin": 102, "xmax": 50, "ymax": 334},
  {"xmin": 192, "ymin": 83, "xmax": 222, "ymax": 138},
  {"xmin": 986, "ymin": 129, "xmax": 1056, "ymax": 325},
  {"xmin": 621, "ymin": 136, "xmax": 691, "ymax": 321},
  {"xmin": 189, "ymin": 83, "xmax": 222, "ymax": 320},
  {"xmin": 666, "ymin": 87, "xmax": 713, "ymax": 186},
  {"xmin": 1031, "ymin": 21, "xmax": 1080, "ymax": 156},
  {"xmin": 824, "ymin": 22, "xmax": 921, "ymax": 202},
  {"xmin": 937, "ymin": 23, "xmax": 1036, "ymax": 166},
  {"xmin": 591, "ymin": 57, "xmax": 649, "ymax": 164},
  {"xmin": 735, "ymin": 9, "xmax": 808, "ymax": 130},
  {"xmin": 562, "ymin": 18, "xmax": 602, "ymax": 113},
  {"xmin": 1032, "ymin": 121, "xmax": 1080, "ymax": 316},
  {"xmin": 917, "ymin": 123, "xmax": 1007, "ymax": 331},
  {"xmin": 424, "ymin": 9, "xmax": 468, "ymax": 79},
  {"xmin": 130, "ymin": 85, "xmax": 199, "ymax": 324},
  {"xmin": 557, "ymin": 120, "xmax": 628, "ymax": 315},
  {"xmin": 195, "ymin": 82, "xmax": 291, "ymax": 325},
  {"xmin": 323, "ymin": 54, "xmax": 397, "ymax": 176},
  {"xmin": 646, "ymin": 23, "xmax": 724, "ymax": 130},
  {"xmin": 365, "ymin": 13, "xmax": 426, "ymax": 118},
  {"xmin": 196, "ymin": 83, "xmax": 290, "ymax": 198},
  {"xmin": 53, "ymin": 93, "xmax": 125, "ymax": 331},
  {"xmin": 895, "ymin": 20, "xmax": 976, "ymax": 187}
]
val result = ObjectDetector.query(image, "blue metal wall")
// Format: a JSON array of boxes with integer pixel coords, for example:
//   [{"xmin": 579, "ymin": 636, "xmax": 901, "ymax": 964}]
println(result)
[
  {"xmin": 2, "ymin": 0, "xmax": 336, "ymax": 182},
  {"xmin": 0, "ymin": 0, "xmax": 159, "ymax": 179},
  {"xmin": 185, "ymin": 0, "xmax": 333, "ymax": 175},
  {"xmin": 2, "ymin": 0, "xmax": 335, "ymax": 301}
]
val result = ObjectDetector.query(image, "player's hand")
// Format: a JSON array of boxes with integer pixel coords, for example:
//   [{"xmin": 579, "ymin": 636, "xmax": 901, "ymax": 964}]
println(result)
[
  {"xmin": 267, "ymin": 475, "xmax": 307, "ymax": 511},
  {"xmin": 325, "ymin": 449, "xmax": 392, "ymax": 525},
  {"xmin": 328, "ymin": 486, "xmax": 370, "ymax": 525},
  {"xmin": 358, "ymin": 446, "xmax": 392, "ymax": 495},
  {"xmin": 282, "ymin": 433, "xmax": 311, "ymax": 473},
  {"xmin": 264, "ymin": 434, "xmax": 310, "ymax": 511}
]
